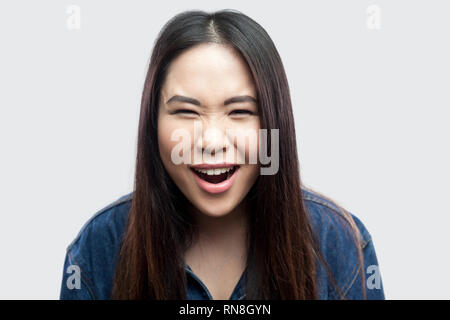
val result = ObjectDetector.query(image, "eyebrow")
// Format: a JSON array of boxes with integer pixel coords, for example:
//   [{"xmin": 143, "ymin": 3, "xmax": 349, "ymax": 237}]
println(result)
[{"xmin": 165, "ymin": 95, "xmax": 257, "ymax": 106}]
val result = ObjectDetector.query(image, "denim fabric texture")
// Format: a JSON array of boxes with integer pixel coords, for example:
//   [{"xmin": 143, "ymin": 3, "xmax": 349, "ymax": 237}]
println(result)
[{"xmin": 59, "ymin": 188, "xmax": 385, "ymax": 300}]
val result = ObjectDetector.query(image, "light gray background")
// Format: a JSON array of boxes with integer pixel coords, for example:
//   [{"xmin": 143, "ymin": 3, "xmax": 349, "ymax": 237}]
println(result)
[{"xmin": 0, "ymin": 0, "xmax": 448, "ymax": 299}]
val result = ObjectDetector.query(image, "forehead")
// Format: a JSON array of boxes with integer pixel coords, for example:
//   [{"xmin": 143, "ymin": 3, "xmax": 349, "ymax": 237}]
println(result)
[{"xmin": 161, "ymin": 43, "xmax": 256, "ymax": 104}]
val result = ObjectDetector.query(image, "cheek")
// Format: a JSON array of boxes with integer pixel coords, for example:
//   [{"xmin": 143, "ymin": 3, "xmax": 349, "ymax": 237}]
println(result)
[
  {"xmin": 158, "ymin": 117, "xmax": 189, "ymax": 169},
  {"xmin": 157, "ymin": 119, "xmax": 174, "ymax": 167},
  {"xmin": 229, "ymin": 120, "xmax": 260, "ymax": 165},
  {"xmin": 242, "ymin": 122, "xmax": 261, "ymax": 188},
  {"xmin": 230, "ymin": 121, "xmax": 261, "ymax": 191},
  {"xmin": 242, "ymin": 164, "xmax": 259, "ymax": 182},
  {"xmin": 232, "ymin": 164, "xmax": 259, "ymax": 205},
  {"xmin": 158, "ymin": 115, "xmax": 196, "ymax": 186}
]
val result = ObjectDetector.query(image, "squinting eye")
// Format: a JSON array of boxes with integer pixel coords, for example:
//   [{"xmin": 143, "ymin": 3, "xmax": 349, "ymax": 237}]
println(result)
[
  {"xmin": 229, "ymin": 110, "xmax": 254, "ymax": 116},
  {"xmin": 173, "ymin": 109, "xmax": 198, "ymax": 115}
]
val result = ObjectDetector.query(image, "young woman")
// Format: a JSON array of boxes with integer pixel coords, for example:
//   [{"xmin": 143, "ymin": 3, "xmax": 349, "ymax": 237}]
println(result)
[{"xmin": 60, "ymin": 9, "xmax": 385, "ymax": 300}]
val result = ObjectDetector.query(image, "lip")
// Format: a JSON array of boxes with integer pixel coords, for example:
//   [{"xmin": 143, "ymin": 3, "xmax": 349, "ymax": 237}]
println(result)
[
  {"xmin": 190, "ymin": 163, "xmax": 237, "ymax": 169},
  {"xmin": 190, "ymin": 165, "xmax": 240, "ymax": 194}
]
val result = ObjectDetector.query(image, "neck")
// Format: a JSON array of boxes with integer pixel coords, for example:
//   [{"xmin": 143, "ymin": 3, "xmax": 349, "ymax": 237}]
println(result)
[{"xmin": 187, "ymin": 200, "xmax": 249, "ymax": 254}]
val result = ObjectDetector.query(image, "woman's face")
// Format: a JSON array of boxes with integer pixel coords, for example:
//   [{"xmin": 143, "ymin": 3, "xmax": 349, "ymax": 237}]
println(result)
[{"xmin": 157, "ymin": 43, "xmax": 260, "ymax": 218}]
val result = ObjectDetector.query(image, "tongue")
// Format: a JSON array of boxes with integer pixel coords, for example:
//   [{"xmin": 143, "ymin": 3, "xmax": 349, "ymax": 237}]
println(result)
[{"xmin": 198, "ymin": 172, "xmax": 228, "ymax": 184}]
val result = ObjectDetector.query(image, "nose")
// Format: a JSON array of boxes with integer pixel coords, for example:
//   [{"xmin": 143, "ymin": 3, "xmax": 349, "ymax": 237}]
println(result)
[{"xmin": 194, "ymin": 118, "xmax": 230, "ymax": 158}]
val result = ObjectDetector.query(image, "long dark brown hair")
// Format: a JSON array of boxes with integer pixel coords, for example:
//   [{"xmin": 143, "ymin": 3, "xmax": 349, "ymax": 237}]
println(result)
[{"xmin": 112, "ymin": 9, "xmax": 365, "ymax": 299}]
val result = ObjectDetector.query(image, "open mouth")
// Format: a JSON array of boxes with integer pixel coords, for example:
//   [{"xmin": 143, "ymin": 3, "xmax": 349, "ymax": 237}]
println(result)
[{"xmin": 190, "ymin": 166, "xmax": 239, "ymax": 184}]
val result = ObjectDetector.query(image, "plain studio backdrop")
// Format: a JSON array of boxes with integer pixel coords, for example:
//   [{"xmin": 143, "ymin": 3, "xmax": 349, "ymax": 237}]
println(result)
[{"xmin": 0, "ymin": 0, "xmax": 448, "ymax": 299}]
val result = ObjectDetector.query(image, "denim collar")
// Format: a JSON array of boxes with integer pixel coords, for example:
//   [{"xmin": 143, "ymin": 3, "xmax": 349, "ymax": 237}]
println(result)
[{"xmin": 184, "ymin": 264, "xmax": 247, "ymax": 300}]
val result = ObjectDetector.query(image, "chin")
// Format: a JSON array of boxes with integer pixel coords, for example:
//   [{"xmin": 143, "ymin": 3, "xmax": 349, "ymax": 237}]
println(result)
[{"xmin": 192, "ymin": 197, "xmax": 240, "ymax": 218}]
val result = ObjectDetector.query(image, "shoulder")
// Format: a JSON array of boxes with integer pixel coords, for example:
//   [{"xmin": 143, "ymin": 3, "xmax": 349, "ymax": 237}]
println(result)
[
  {"xmin": 60, "ymin": 192, "xmax": 133, "ymax": 300},
  {"xmin": 67, "ymin": 192, "xmax": 133, "ymax": 255},
  {"xmin": 301, "ymin": 187, "xmax": 383, "ymax": 299},
  {"xmin": 301, "ymin": 187, "xmax": 372, "ymax": 249}
]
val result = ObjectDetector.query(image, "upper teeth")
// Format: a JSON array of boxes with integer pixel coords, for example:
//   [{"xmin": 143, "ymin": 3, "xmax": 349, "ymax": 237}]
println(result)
[{"xmin": 193, "ymin": 167, "xmax": 234, "ymax": 175}]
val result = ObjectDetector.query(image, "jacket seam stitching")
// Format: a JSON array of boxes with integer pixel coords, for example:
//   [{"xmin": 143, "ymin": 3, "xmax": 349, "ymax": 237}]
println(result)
[
  {"xmin": 303, "ymin": 194, "xmax": 345, "ymax": 218},
  {"xmin": 342, "ymin": 264, "xmax": 361, "ymax": 297},
  {"xmin": 68, "ymin": 249, "xmax": 96, "ymax": 299},
  {"xmin": 67, "ymin": 194, "xmax": 132, "ymax": 251},
  {"xmin": 341, "ymin": 238, "xmax": 374, "ymax": 297},
  {"xmin": 303, "ymin": 194, "xmax": 370, "ymax": 249}
]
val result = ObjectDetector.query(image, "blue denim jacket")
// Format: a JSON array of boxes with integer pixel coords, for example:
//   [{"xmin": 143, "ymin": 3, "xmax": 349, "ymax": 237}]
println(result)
[{"xmin": 59, "ymin": 188, "xmax": 385, "ymax": 300}]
